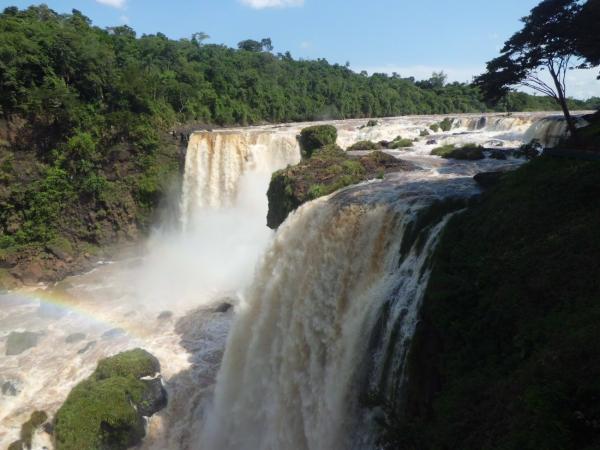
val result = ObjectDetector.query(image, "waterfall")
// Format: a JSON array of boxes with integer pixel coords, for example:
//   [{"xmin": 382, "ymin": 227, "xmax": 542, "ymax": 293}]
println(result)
[
  {"xmin": 523, "ymin": 117, "xmax": 569, "ymax": 148},
  {"xmin": 180, "ymin": 130, "xmax": 300, "ymax": 228},
  {"xmin": 201, "ymin": 175, "xmax": 475, "ymax": 450}
]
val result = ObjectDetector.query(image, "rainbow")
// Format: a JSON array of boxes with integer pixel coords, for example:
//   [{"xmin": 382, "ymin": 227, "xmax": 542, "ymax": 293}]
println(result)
[{"xmin": 3, "ymin": 286, "xmax": 152, "ymax": 340}]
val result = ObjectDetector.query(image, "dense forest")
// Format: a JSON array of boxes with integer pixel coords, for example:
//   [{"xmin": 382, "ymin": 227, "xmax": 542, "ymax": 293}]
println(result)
[{"xmin": 0, "ymin": 4, "xmax": 598, "ymax": 288}]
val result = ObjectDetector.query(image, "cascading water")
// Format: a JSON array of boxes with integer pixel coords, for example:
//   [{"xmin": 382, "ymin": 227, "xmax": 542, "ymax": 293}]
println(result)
[
  {"xmin": 201, "ymin": 175, "xmax": 477, "ymax": 450},
  {"xmin": 181, "ymin": 130, "xmax": 300, "ymax": 228}
]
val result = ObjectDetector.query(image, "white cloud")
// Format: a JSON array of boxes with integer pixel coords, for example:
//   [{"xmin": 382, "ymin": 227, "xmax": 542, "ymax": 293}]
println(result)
[
  {"xmin": 119, "ymin": 15, "xmax": 130, "ymax": 23},
  {"xmin": 240, "ymin": 0, "xmax": 304, "ymax": 9},
  {"xmin": 300, "ymin": 41, "xmax": 311, "ymax": 49},
  {"xmin": 95, "ymin": 0, "xmax": 126, "ymax": 9},
  {"xmin": 356, "ymin": 64, "xmax": 600, "ymax": 99}
]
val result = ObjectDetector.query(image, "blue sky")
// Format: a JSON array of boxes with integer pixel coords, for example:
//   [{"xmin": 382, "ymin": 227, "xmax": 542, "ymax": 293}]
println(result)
[{"xmin": 5, "ymin": 0, "xmax": 600, "ymax": 98}]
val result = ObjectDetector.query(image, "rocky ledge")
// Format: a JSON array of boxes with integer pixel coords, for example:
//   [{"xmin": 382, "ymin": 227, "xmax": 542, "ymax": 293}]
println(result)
[{"xmin": 267, "ymin": 125, "xmax": 417, "ymax": 229}]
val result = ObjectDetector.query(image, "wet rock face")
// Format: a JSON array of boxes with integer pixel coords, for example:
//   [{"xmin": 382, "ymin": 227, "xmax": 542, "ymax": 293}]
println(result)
[
  {"xmin": 5, "ymin": 331, "xmax": 40, "ymax": 356},
  {"xmin": 138, "ymin": 377, "xmax": 168, "ymax": 417},
  {"xmin": 2, "ymin": 379, "xmax": 21, "ymax": 396}
]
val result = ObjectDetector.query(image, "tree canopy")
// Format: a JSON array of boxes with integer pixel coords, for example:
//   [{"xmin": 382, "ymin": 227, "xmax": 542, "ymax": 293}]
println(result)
[{"xmin": 475, "ymin": 0, "xmax": 599, "ymax": 135}]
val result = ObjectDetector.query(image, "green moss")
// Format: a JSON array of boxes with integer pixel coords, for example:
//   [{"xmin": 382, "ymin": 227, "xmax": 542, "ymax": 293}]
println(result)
[
  {"xmin": 267, "ymin": 149, "xmax": 413, "ymax": 228},
  {"xmin": 431, "ymin": 143, "xmax": 484, "ymax": 160},
  {"xmin": 429, "ymin": 123, "xmax": 440, "ymax": 132},
  {"xmin": 54, "ymin": 377, "xmax": 145, "ymax": 450},
  {"xmin": 298, "ymin": 125, "xmax": 338, "ymax": 158},
  {"xmin": 94, "ymin": 348, "xmax": 160, "ymax": 380},
  {"xmin": 420, "ymin": 129, "xmax": 430, "ymax": 137},
  {"xmin": 347, "ymin": 140, "xmax": 381, "ymax": 151},
  {"xmin": 389, "ymin": 138, "xmax": 414, "ymax": 149},
  {"xmin": 391, "ymin": 157, "xmax": 600, "ymax": 450},
  {"xmin": 54, "ymin": 349, "xmax": 163, "ymax": 450}
]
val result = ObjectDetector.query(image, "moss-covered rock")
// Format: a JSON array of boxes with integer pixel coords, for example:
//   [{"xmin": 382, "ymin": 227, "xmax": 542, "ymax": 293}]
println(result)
[
  {"xmin": 388, "ymin": 137, "xmax": 414, "ymax": 149},
  {"xmin": 53, "ymin": 349, "xmax": 166, "ymax": 450},
  {"xmin": 298, "ymin": 125, "xmax": 338, "ymax": 158},
  {"xmin": 387, "ymin": 157, "xmax": 600, "ymax": 450},
  {"xmin": 439, "ymin": 117, "xmax": 453, "ymax": 132},
  {"xmin": 267, "ymin": 148, "xmax": 416, "ymax": 228},
  {"xmin": 431, "ymin": 143, "xmax": 485, "ymax": 160},
  {"xmin": 347, "ymin": 140, "xmax": 382, "ymax": 151}
]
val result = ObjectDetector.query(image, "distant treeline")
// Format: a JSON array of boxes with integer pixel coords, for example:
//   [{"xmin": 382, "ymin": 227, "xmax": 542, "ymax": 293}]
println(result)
[
  {"xmin": 1, "ymin": 5, "xmax": 598, "ymax": 144},
  {"xmin": 0, "ymin": 5, "xmax": 598, "ymax": 256}
]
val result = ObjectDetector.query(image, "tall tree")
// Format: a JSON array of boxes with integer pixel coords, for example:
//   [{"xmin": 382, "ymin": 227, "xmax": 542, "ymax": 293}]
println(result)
[
  {"xmin": 475, "ymin": 0, "xmax": 587, "ymax": 136},
  {"xmin": 573, "ymin": 0, "xmax": 600, "ymax": 70}
]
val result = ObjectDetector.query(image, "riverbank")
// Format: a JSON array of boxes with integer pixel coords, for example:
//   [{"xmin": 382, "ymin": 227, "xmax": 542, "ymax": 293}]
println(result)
[{"xmin": 388, "ymin": 156, "xmax": 600, "ymax": 449}]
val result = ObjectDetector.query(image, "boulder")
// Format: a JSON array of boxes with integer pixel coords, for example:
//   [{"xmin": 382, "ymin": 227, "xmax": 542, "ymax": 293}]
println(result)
[
  {"xmin": 488, "ymin": 150, "xmax": 508, "ymax": 160},
  {"xmin": 2, "ymin": 379, "xmax": 21, "ymax": 396},
  {"xmin": 426, "ymin": 139, "xmax": 438, "ymax": 145},
  {"xmin": 6, "ymin": 331, "xmax": 40, "ymax": 356},
  {"xmin": 138, "ymin": 377, "xmax": 168, "ymax": 417},
  {"xmin": 101, "ymin": 328, "xmax": 126, "ymax": 340},
  {"xmin": 54, "ymin": 349, "xmax": 167, "ymax": 450},
  {"xmin": 65, "ymin": 333, "xmax": 86, "ymax": 344},
  {"xmin": 214, "ymin": 302, "xmax": 233, "ymax": 313}
]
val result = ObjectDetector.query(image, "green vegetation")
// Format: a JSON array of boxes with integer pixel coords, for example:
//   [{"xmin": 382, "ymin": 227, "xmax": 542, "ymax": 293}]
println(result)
[
  {"xmin": 54, "ymin": 349, "xmax": 165, "ymax": 450},
  {"xmin": 388, "ymin": 136, "xmax": 414, "ymax": 149},
  {"xmin": 439, "ymin": 117, "xmax": 454, "ymax": 131},
  {"xmin": 387, "ymin": 157, "xmax": 600, "ymax": 450},
  {"xmin": 298, "ymin": 125, "xmax": 338, "ymax": 157},
  {"xmin": 430, "ymin": 143, "xmax": 485, "ymax": 160},
  {"xmin": 347, "ymin": 140, "xmax": 381, "ymax": 151},
  {"xmin": 475, "ymin": 0, "xmax": 599, "ymax": 135},
  {"xmin": 267, "ymin": 138, "xmax": 415, "ymax": 228},
  {"xmin": 419, "ymin": 129, "xmax": 430, "ymax": 137},
  {"xmin": 429, "ymin": 123, "xmax": 440, "ymax": 132}
]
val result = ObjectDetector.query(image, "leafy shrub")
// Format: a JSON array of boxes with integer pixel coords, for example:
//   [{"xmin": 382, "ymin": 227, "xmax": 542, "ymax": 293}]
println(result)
[
  {"xmin": 439, "ymin": 117, "xmax": 454, "ymax": 131},
  {"xmin": 298, "ymin": 125, "xmax": 338, "ymax": 158}
]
